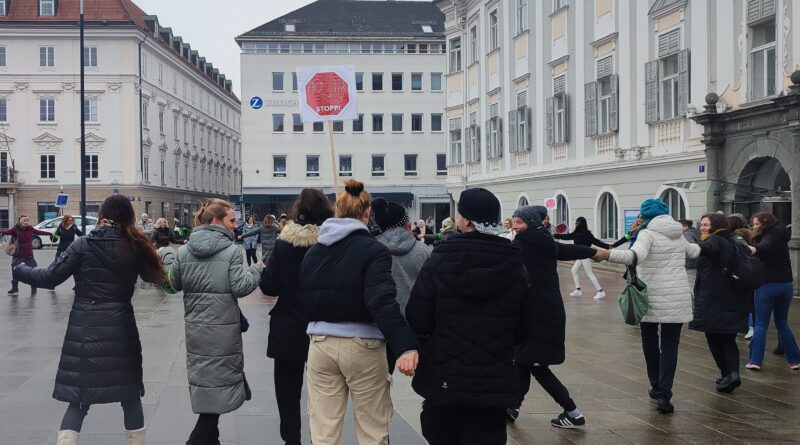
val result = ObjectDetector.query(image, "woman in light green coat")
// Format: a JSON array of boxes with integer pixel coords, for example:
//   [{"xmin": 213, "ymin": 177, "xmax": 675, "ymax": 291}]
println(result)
[{"xmin": 160, "ymin": 198, "xmax": 262, "ymax": 445}]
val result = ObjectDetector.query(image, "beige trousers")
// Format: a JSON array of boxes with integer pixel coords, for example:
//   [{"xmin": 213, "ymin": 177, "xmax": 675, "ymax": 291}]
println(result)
[{"xmin": 307, "ymin": 335, "xmax": 393, "ymax": 445}]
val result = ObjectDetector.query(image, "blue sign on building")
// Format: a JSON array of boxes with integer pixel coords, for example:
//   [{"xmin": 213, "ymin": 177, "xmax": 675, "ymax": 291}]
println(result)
[{"xmin": 250, "ymin": 97, "xmax": 264, "ymax": 110}]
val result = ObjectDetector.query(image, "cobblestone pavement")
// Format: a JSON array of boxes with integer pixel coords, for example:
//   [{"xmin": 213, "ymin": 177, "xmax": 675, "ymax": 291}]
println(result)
[{"xmin": 0, "ymin": 248, "xmax": 799, "ymax": 444}]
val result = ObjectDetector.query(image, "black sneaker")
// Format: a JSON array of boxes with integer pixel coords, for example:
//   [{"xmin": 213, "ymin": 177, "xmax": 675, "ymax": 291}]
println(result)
[
  {"xmin": 505, "ymin": 408, "xmax": 520, "ymax": 423},
  {"xmin": 7, "ymin": 288, "xmax": 18, "ymax": 295},
  {"xmin": 656, "ymin": 398, "xmax": 674, "ymax": 414},
  {"xmin": 550, "ymin": 411, "xmax": 585, "ymax": 429},
  {"xmin": 716, "ymin": 372, "xmax": 741, "ymax": 393}
]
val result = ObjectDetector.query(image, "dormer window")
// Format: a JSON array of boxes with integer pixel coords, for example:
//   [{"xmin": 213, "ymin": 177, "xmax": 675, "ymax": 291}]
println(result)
[
  {"xmin": 284, "ymin": 24, "xmax": 296, "ymax": 32},
  {"xmin": 40, "ymin": 0, "xmax": 55, "ymax": 16},
  {"xmin": 421, "ymin": 25, "xmax": 433, "ymax": 33}
]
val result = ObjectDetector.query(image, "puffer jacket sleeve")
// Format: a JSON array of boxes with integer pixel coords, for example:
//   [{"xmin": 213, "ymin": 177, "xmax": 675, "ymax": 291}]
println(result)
[
  {"xmin": 406, "ymin": 257, "xmax": 437, "ymax": 336},
  {"xmin": 685, "ymin": 237, "xmax": 702, "ymax": 259},
  {"xmin": 228, "ymin": 249, "xmax": 261, "ymax": 298},
  {"xmin": 259, "ymin": 242, "xmax": 283, "ymax": 296},
  {"xmin": 609, "ymin": 230, "xmax": 654, "ymax": 265},
  {"xmin": 13, "ymin": 241, "xmax": 81, "ymax": 289},
  {"xmin": 513, "ymin": 264, "xmax": 533, "ymax": 346},
  {"xmin": 159, "ymin": 247, "xmax": 183, "ymax": 291},
  {"xmin": 363, "ymin": 243, "xmax": 418, "ymax": 356},
  {"xmin": 556, "ymin": 243, "xmax": 595, "ymax": 261}
]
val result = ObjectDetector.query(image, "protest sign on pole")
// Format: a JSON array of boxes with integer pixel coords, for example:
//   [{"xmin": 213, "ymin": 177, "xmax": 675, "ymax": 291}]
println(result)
[{"xmin": 297, "ymin": 66, "xmax": 358, "ymax": 194}]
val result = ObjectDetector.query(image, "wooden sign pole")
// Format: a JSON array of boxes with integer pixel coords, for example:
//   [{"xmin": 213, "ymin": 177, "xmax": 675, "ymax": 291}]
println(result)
[{"xmin": 328, "ymin": 121, "xmax": 339, "ymax": 196}]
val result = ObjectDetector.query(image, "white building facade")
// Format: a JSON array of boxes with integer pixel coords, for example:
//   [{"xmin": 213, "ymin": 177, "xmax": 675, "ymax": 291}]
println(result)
[
  {"xmin": 437, "ymin": 0, "xmax": 800, "ymax": 243},
  {"xmin": 237, "ymin": 0, "xmax": 450, "ymax": 223},
  {"xmin": 0, "ymin": 0, "xmax": 241, "ymax": 226}
]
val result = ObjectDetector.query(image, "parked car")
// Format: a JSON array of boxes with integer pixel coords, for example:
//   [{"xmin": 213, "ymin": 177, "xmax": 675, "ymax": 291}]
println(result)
[{"xmin": 32, "ymin": 216, "xmax": 98, "ymax": 249}]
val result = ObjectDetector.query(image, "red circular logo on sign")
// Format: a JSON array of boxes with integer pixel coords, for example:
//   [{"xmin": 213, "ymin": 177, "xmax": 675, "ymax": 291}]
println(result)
[
  {"xmin": 305, "ymin": 72, "xmax": 350, "ymax": 116},
  {"xmin": 545, "ymin": 198, "xmax": 557, "ymax": 210}
]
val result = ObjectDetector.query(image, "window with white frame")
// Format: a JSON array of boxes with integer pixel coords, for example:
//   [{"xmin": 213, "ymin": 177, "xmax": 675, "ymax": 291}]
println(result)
[
  {"xmin": 411, "ymin": 73, "xmax": 423, "ymax": 91},
  {"xmin": 372, "ymin": 73, "xmax": 383, "ymax": 91},
  {"xmin": 293, "ymin": 114, "xmax": 303, "ymax": 132},
  {"xmin": 372, "ymin": 155, "xmax": 385, "ymax": 176},
  {"xmin": 306, "ymin": 155, "xmax": 319, "ymax": 177},
  {"xmin": 517, "ymin": 0, "xmax": 529, "ymax": 33},
  {"xmin": 141, "ymin": 53, "xmax": 148, "ymax": 77},
  {"xmin": 313, "ymin": 121, "xmax": 324, "ymax": 132},
  {"xmin": 272, "ymin": 114, "xmax": 284, "ymax": 132},
  {"xmin": 431, "ymin": 113, "xmax": 443, "ymax": 132},
  {"xmin": 40, "ymin": 0, "xmax": 55, "ymax": 16},
  {"xmin": 0, "ymin": 0, "xmax": 6, "ymax": 16},
  {"xmin": 509, "ymin": 91, "xmax": 530, "ymax": 152},
  {"xmin": 39, "ymin": 98, "xmax": 55, "ymax": 122},
  {"xmin": 431, "ymin": 73, "xmax": 443, "ymax": 91},
  {"xmin": 598, "ymin": 192, "xmax": 618, "ymax": 240},
  {"xmin": 372, "ymin": 114, "xmax": 383, "ymax": 132},
  {"xmin": 404, "ymin": 154, "xmax": 418, "ymax": 176},
  {"xmin": 645, "ymin": 29, "xmax": 689, "ymax": 123},
  {"xmin": 0, "ymin": 47, "xmax": 5, "ymax": 66},
  {"xmin": 83, "ymin": 99, "xmax": 98, "ymax": 123},
  {"xmin": 273, "ymin": 155, "xmax": 286, "ymax": 177},
  {"xmin": 469, "ymin": 26, "xmax": 478, "ymax": 64},
  {"xmin": 160, "ymin": 159, "xmax": 166, "ymax": 185},
  {"xmin": 436, "ymin": 153, "xmax": 447, "ymax": 175},
  {"xmin": 172, "ymin": 72, "xmax": 177, "ymax": 93},
  {"xmin": 392, "ymin": 73, "xmax": 403, "ymax": 91},
  {"xmin": 586, "ymin": 56, "xmax": 618, "ymax": 136},
  {"xmin": 547, "ymin": 76, "xmax": 568, "ymax": 145},
  {"xmin": 39, "ymin": 46, "xmax": 54, "ymax": 67},
  {"xmin": 750, "ymin": 21, "xmax": 777, "ymax": 100},
  {"xmin": 339, "ymin": 155, "xmax": 352, "ymax": 177},
  {"xmin": 392, "ymin": 114, "xmax": 403, "ymax": 132},
  {"xmin": 486, "ymin": 104, "xmax": 502, "ymax": 159},
  {"xmin": 449, "ymin": 118, "xmax": 463, "ymax": 164},
  {"xmin": 660, "ymin": 188, "xmax": 686, "ymax": 220},
  {"xmin": 159, "ymin": 109, "xmax": 165, "ymax": 133},
  {"xmin": 0, "ymin": 99, "xmax": 7, "ymax": 122},
  {"xmin": 411, "ymin": 114, "xmax": 423, "ymax": 132},
  {"xmin": 333, "ymin": 120, "xmax": 344, "ymax": 132},
  {"xmin": 292, "ymin": 72, "xmax": 298, "ymax": 91},
  {"xmin": 83, "ymin": 47, "xmax": 97, "ymax": 67},
  {"xmin": 272, "ymin": 72, "xmax": 284, "ymax": 91},
  {"xmin": 556, "ymin": 195, "xmax": 569, "ymax": 228},
  {"xmin": 489, "ymin": 10, "xmax": 499, "ymax": 51},
  {"xmin": 353, "ymin": 114, "xmax": 364, "ymax": 132},
  {"xmin": 449, "ymin": 37, "xmax": 462, "ymax": 73},
  {"xmin": 40, "ymin": 155, "xmax": 55, "ymax": 179},
  {"xmin": 355, "ymin": 72, "xmax": 364, "ymax": 91},
  {"xmin": 553, "ymin": 0, "xmax": 567, "ymax": 11},
  {"xmin": 466, "ymin": 112, "xmax": 480, "ymax": 163},
  {"xmin": 518, "ymin": 196, "xmax": 529, "ymax": 207},
  {"xmin": 158, "ymin": 63, "xmax": 164, "ymax": 85}
]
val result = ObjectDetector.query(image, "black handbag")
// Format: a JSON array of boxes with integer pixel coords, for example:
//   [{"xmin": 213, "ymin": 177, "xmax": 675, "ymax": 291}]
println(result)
[{"xmin": 239, "ymin": 310, "xmax": 250, "ymax": 333}]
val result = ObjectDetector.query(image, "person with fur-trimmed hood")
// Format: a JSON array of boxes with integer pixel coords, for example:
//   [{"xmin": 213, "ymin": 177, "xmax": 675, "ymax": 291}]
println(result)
[
  {"xmin": 259, "ymin": 188, "xmax": 333, "ymax": 445},
  {"xmin": 407, "ymin": 188, "xmax": 532, "ymax": 445}
]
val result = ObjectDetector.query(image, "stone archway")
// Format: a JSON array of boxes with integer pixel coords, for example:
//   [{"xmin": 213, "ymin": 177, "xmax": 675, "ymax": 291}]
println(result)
[{"xmin": 733, "ymin": 156, "xmax": 792, "ymax": 225}]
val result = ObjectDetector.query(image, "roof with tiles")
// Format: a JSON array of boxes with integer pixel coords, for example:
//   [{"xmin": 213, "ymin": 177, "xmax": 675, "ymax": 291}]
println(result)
[
  {"xmin": 238, "ymin": 0, "xmax": 445, "ymax": 40},
  {"xmin": 1, "ymin": 0, "xmax": 239, "ymax": 102}
]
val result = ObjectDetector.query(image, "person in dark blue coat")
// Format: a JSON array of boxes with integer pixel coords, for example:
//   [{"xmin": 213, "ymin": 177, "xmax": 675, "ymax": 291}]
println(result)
[
  {"xmin": 259, "ymin": 188, "xmax": 333, "ymax": 445},
  {"xmin": 12, "ymin": 195, "xmax": 166, "ymax": 445}
]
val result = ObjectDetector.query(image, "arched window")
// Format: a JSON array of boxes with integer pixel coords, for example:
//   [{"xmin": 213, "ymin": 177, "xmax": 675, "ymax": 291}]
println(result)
[
  {"xmin": 598, "ymin": 192, "xmax": 618, "ymax": 240},
  {"xmin": 660, "ymin": 188, "xmax": 686, "ymax": 220},
  {"xmin": 556, "ymin": 195, "xmax": 569, "ymax": 227},
  {"xmin": 517, "ymin": 196, "xmax": 529, "ymax": 208}
]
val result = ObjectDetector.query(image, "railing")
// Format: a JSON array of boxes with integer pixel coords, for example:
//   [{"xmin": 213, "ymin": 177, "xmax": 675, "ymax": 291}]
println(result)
[
  {"xmin": 447, "ymin": 164, "xmax": 464, "ymax": 181},
  {"xmin": 513, "ymin": 151, "xmax": 530, "ymax": 168},
  {"xmin": 488, "ymin": 158, "xmax": 503, "ymax": 172},
  {"xmin": 596, "ymin": 134, "xmax": 616, "ymax": 157},
  {"xmin": 553, "ymin": 144, "xmax": 567, "ymax": 162},
  {"xmin": 657, "ymin": 120, "xmax": 683, "ymax": 146},
  {"xmin": 468, "ymin": 162, "xmax": 481, "ymax": 176}
]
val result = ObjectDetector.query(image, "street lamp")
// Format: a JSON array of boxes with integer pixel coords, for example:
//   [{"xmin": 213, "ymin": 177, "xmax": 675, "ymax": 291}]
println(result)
[{"xmin": 79, "ymin": 0, "xmax": 87, "ymax": 234}]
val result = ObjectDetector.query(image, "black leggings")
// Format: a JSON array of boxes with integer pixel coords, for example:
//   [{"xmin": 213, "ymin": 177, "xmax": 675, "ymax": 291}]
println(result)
[
  {"xmin": 517, "ymin": 364, "xmax": 577, "ymax": 412},
  {"xmin": 11, "ymin": 257, "xmax": 37, "ymax": 290},
  {"xmin": 705, "ymin": 332, "xmax": 740, "ymax": 376},
  {"xmin": 188, "ymin": 413, "xmax": 220, "ymax": 443},
  {"xmin": 245, "ymin": 248, "xmax": 258, "ymax": 266},
  {"xmin": 60, "ymin": 399, "xmax": 144, "ymax": 432}
]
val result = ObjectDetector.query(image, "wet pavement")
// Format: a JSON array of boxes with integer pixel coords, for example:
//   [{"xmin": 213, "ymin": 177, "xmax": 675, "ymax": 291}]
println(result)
[{"xmin": 0, "ymin": 248, "xmax": 799, "ymax": 444}]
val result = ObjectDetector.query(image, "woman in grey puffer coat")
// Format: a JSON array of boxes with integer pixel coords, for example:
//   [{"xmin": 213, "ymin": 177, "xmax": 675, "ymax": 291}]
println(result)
[
  {"xmin": 372, "ymin": 198, "xmax": 430, "ymax": 313},
  {"xmin": 160, "ymin": 198, "xmax": 262, "ymax": 445}
]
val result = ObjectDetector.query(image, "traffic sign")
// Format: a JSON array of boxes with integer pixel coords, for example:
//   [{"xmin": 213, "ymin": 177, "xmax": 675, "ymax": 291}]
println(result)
[
  {"xmin": 296, "ymin": 65, "xmax": 358, "ymax": 122},
  {"xmin": 55, "ymin": 193, "xmax": 69, "ymax": 208},
  {"xmin": 250, "ymin": 97, "xmax": 263, "ymax": 110},
  {"xmin": 544, "ymin": 197, "xmax": 558, "ymax": 210}
]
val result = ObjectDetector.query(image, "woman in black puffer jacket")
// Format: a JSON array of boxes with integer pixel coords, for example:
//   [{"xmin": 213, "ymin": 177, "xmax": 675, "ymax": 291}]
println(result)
[
  {"xmin": 12, "ymin": 195, "xmax": 166, "ymax": 445},
  {"xmin": 151, "ymin": 217, "xmax": 186, "ymax": 248},
  {"xmin": 259, "ymin": 189, "xmax": 333, "ymax": 445}
]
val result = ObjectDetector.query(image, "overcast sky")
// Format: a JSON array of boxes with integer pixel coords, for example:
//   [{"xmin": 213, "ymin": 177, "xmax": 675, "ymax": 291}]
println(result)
[{"xmin": 134, "ymin": 0, "xmax": 316, "ymax": 98}]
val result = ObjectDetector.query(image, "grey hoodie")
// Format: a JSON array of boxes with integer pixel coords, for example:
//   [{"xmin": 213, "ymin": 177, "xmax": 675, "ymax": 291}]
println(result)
[
  {"xmin": 307, "ymin": 218, "xmax": 386, "ymax": 339},
  {"xmin": 376, "ymin": 227, "xmax": 430, "ymax": 314}
]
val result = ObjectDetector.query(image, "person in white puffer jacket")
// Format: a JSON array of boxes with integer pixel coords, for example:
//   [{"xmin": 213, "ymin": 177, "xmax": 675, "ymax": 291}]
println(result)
[{"xmin": 595, "ymin": 198, "xmax": 700, "ymax": 415}]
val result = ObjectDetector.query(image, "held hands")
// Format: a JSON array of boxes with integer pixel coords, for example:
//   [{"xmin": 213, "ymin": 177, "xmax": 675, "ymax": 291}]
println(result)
[
  {"xmin": 396, "ymin": 350, "xmax": 419, "ymax": 377},
  {"xmin": 593, "ymin": 248, "xmax": 610, "ymax": 262}
]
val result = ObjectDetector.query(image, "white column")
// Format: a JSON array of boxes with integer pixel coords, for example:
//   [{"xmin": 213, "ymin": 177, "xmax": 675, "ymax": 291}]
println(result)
[
  {"xmin": 574, "ymin": 0, "xmax": 586, "ymax": 162},
  {"xmin": 635, "ymin": 0, "xmax": 650, "ymax": 147},
  {"xmin": 618, "ymin": 0, "xmax": 633, "ymax": 149},
  {"xmin": 535, "ymin": 0, "xmax": 546, "ymax": 166}
]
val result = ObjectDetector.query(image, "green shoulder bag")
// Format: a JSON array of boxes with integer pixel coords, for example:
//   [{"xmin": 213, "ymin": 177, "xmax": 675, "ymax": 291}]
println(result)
[{"xmin": 619, "ymin": 252, "xmax": 649, "ymax": 325}]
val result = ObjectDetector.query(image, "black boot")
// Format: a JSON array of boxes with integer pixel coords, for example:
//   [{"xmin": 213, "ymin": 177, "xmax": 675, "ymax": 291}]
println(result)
[
  {"xmin": 656, "ymin": 398, "xmax": 674, "ymax": 414},
  {"xmin": 7, "ymin": 287, "xmax": 18, "ymax": 295},
  {"xmin": 716, "ymin": 372, "xmax": 741, "ymax": 393}
]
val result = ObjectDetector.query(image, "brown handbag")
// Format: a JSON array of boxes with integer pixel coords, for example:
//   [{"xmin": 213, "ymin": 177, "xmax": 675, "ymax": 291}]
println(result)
[{"xmin": 2, "ymin": 235, "xmax": 17, "ymax": 256}]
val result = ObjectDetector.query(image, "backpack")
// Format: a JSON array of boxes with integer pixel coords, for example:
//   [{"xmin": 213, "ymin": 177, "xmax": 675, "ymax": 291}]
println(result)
[{"xmin": 722, "ymin": 238, "xmax": 766, "ymax": 292}]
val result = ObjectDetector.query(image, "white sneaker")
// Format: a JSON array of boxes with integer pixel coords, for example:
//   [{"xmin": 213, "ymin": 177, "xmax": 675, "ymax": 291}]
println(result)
[
  {"xmin": 745, "ymin": 327, "xmax": 754, "ymax": 340},
  {"xmin": 593, "ymin": 290, "xmax": 607, "ymax": 300},
  {"xmin": 569, "ymin": 289, "xmax": 582, "ymax": 297}
]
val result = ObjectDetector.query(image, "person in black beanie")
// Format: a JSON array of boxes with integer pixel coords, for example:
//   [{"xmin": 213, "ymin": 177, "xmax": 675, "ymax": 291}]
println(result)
[{"xmin": 406, "ymin": 187, "xmax": 531, "ymax": 445}]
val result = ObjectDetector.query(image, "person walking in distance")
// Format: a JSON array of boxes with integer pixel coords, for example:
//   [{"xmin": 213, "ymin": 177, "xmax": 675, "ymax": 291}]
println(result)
[
  {"xmin": 595, "ymin": 199, "xmax": 700, "ymax": 414},
  {"xmin": 3, "ymin": 215, "xmax": 52, "ymax": 295},
  {"xmin": 506, "ymin": 206, "xmax": 594, "ymax": 428},
  {"xmin": 12, "ymin": 195, "xmax": 165, "ymax": 445},
  {"xmin": 690, "ymin": 213, "xmax": 749, "ymax": 393},
  {"xmin": 406, "ymin": 188, "xmax": 531, "ymax": 445},
  {"xmin": 299, "ymin": 180, "xmax": 419, "ymax": 445},
  {"xmin": 137, "ymin": 213, "xmax": 154, "ymax": 237},
  {"xmin": 151, "ymin": 217, "xmax": 187, "ymax": 249},
  {"xmin": 237, "ymin": 215, "xmax": 260, "ymax": 266},
  {"xmin": 160, "ymin": 198, "xmax": 263, "ymax": 444},
  {"xmin": 259, "ymin": 189, "xmax": 333, "ymax": 445},
  {"xmin": 52, "ymin": 215, "xmax": 83, "ymax": 261},
  {"xmin": 746, "ymin": 212, "xmax": 800, "ymax": 371},
  {"xmin": 258, "ymin": 214, "xmax": 281, "ymax": 265},
  {"xmin": 554, "ymin": 216, "xmax": 610, "ymax": 299}
]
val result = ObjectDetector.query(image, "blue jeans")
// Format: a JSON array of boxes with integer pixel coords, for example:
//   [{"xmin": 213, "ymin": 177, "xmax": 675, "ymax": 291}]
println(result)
[{"xmin": 749, "ymin": 282, "xmax": 800, "ymax": 365}]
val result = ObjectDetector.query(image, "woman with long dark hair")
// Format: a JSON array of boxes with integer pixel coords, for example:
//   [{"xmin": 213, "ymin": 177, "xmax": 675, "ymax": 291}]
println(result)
[
  {"xmin": 259, "ymin": 189, "xmax": 333, "ymax": 445},
  {"xmin": 554, "ymin": 216, "xmax": 610, "ymax": 299},
  {"xmin": 12, "ymin": 195, "xmax": 165, "ymax": 445},
  {"xmin": 747, "ymin": 212, "xmax": 800, "ymax": 370},
  {"xmin": 161, "ymin": 198, "xmax": 263, "ymax": 444},
  {"xmin": 52, "ymin": 214, "xmax": 83, "ymax": 260}
]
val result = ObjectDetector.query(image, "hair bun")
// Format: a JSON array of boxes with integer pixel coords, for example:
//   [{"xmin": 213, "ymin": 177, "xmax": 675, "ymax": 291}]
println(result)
[{"xmin": 344, "ymin": 180, "xmax": 364, "ymax": 197}]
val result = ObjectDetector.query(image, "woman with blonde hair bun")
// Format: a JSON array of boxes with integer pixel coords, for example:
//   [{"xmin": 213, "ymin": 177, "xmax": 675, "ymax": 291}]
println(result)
[{"xmin": 299, "ymin": 179, "xmax": 419, "ymax": 445}]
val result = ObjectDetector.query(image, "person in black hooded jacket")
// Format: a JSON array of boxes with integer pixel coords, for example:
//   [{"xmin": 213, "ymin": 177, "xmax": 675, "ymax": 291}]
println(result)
[
  {"xmin": 747, "ymin": 212, "xmax": 800, "ymax": 370},
  {"xmin": 259, "ymin": 188, "xmax": 333, "ymax": 445},
  {"xmin": 299, "ymin": 180, "xmax": 419, "ymax": 445},
  {"xmin": 11, "ymin": 195, "xmax": 166, "ymax": 445},
  {"xmin": 554, "ymin": 216, "xmax": 609, "ymax": 299},
  {"xmin": 506, "ymin": 205, "xmax": 594, "ymax": 429},
  {"xmin": 406, "ymin": 188, "xmax": 531, "ymax": 445}
]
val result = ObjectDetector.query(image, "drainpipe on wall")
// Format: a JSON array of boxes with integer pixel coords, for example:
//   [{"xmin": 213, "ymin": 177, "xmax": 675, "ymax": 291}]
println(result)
[{"xmin": 138, "ymin": 36, "xmax": 147, "ymax": 184}]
